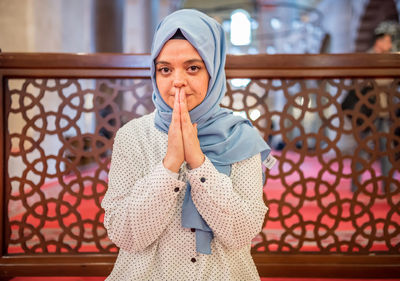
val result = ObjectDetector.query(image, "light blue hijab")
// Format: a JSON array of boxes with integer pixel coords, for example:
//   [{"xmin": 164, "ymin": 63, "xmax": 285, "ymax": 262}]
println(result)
[{"xmin": 150, "ymin": 9, "xmax": 271, "ymax": 254}]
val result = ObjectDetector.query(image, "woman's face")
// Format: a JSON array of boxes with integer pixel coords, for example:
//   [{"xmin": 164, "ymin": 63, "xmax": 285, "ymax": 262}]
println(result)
[{"xmin": 155, "ymin": 39, "xmax": 209, "ymax": 111}]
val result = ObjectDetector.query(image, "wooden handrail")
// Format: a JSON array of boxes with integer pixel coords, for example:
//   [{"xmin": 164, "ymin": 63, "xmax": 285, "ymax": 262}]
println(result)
[{"xmin": 1, "ymin": 52, "xmax": 400, "ymax": 71}]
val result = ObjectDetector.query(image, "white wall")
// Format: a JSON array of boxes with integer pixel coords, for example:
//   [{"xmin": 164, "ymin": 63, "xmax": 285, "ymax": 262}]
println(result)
[{"xmin": 0, "ymin": 0, "xmax": 33, "ymax": 52}]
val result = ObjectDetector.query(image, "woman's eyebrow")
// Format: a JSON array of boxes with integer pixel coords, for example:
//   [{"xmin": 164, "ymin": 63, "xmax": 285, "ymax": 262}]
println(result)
[
  {"xmin": 155, "ymin": 59, "xmax": 204, "ymax": 65},
  {"xmin": 184, "ymin": 59, "xmax": 204, "ymax": 64},
  {"xmin": 155, "ymin": 61, "xmax": 171, "ymax": 66}
]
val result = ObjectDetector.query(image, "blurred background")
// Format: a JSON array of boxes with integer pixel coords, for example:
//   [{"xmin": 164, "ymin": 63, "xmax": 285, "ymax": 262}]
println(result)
[{"xmin": 1, "ymin": 0, "xmax": 399, "ymax": 55}]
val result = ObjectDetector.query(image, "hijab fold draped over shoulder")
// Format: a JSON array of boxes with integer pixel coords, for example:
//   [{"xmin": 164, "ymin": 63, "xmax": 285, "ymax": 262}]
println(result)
[{"xmin": 150, "ymin": 9, "xmax": 272, "ymax": 254}]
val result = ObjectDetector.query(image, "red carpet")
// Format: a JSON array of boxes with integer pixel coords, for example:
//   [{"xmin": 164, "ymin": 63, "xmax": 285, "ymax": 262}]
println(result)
[
  {"xmin": 254, "ymin": 150, "xmax": 400, "ymax": 253},
  {"xmin": 6, "ymin": 151, "xmax": 400, "ymax": 281},
  {"xmin": 7, "ymin": 151, "xmax": 400, "ymax": 254}
]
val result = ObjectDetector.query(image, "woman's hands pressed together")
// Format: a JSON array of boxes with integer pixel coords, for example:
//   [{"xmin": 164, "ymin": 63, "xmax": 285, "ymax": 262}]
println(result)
[{"xmin": 163, "ymin": 88, "xmax": 205, "ymax": 173}]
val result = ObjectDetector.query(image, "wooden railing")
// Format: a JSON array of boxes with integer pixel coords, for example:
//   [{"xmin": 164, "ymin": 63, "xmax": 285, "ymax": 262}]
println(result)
[{"xmin": 1, "ymin": 53, "xmax": 399, "ymax": 278}]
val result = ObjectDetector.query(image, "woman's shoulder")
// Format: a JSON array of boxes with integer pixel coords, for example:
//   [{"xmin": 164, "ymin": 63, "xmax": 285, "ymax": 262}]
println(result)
[
  {"xmin": 231, "ymin": 153, "xmax": 262, "ymax": 174},
  {"xmin": 114, "ymin": 111, "xmax": 156, "ymax": 144}
]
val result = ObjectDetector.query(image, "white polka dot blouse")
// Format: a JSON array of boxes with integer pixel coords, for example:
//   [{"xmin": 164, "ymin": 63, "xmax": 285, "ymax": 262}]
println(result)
[{"xmin": 101, "ymin": 112, "xmax": 268, "ymax": 280}]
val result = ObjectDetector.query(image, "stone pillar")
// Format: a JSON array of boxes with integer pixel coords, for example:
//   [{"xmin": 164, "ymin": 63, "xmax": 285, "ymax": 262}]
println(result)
[
  {"xmin": 124, "ymin": 0, "xmax": 178, "ymax": 53},
  {"xmin": 92, "ymin": 0, "xmax": 125, "ymax": 52}
]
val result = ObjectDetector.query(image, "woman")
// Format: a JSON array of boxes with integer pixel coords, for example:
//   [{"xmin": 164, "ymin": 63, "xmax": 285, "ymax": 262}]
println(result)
[{"xmin": 101, "ymin": 9, "xmax": 275, "ymax": 281}]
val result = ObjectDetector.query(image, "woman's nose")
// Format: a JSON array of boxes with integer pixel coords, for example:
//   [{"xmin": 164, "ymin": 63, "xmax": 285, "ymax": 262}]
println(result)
[{"xmin": 173, "ymin": 71, "xmax": 187, "ymax": 88}]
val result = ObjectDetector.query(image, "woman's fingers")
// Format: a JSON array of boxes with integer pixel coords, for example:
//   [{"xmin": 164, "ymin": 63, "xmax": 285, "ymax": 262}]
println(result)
[
  {"xmin": 179, "ymin": 89, "xmax": 205, "ymax": 169},
  {"xmin": 164, "ymin": 89, "xmax": 184, "ymax": 173},
  {"xmin": 179, "ymin": 88, "xmax": 190, "ymax": 124},
  {"xmin": 172, "ymin": 88, "xmax": 181, "ymax": 126},
  {"xmin": 179, "ymin": 88, "xmax": 192, "ymax": 130},
  {"xmin": 179, "ymin": 88, "xmax": 192, "ymax": 137}
]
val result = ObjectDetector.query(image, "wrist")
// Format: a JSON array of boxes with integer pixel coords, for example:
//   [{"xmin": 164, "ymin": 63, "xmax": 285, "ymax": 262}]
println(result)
[
  {"xmin": 187, "ymin": 153, "xmax": 205, "ymax": 170},
  {"xmin": 163, "ymin": 155, "xmax": 182, "ymax": 173}
]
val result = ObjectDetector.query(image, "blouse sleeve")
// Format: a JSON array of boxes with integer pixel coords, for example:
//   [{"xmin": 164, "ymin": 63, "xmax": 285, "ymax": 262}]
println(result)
[
  {"xmin": 187, "ymin": 153, "xmax": 267, "ymax": 250},
  {"xmin": 101, "ymin": 130, "xmax": 186, "ymax": 253}
]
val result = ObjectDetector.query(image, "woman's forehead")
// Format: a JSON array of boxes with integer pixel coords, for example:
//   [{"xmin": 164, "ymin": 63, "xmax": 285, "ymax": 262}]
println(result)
[{"xmin": 156, "ymin": 39, "xmax": 203, "ymax": 62}]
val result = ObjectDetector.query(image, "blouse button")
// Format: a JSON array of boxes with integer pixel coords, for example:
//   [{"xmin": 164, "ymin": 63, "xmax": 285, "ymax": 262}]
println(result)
[
  {"xmin": 200, "ymin": 177, "xmax": 206, "ymax": 183},
  {"xmin": 174, "ymin": 187, "xmax": 180, "ymax": 192},
  {"xmin": 190, "ymin": 228, "xmax": 196, "ymax": 232},
  {"xmin": 191, "ymin": 258, "xmax": 196, "ymax": 263}
]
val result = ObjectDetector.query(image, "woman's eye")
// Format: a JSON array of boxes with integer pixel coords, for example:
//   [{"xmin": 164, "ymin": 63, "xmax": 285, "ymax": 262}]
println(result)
[
  {"xmin": 158, "ymin": 67, "xmax": 170, "ymax": 74},
  {"xmin": 188, "ymin": 65, "xmax": 200, "ymax": 72}
]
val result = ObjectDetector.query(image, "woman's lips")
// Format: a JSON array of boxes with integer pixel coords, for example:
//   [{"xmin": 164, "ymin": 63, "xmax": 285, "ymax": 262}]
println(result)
[{"xmin": 170, "ymin": 93, "xmax": 193, "ymax": 96}]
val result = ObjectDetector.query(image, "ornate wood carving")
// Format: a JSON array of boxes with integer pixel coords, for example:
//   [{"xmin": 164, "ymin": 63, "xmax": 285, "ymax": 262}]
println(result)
[{"xmin": 1, "ymin": 53, "xmax": 399, "ymax": 277}]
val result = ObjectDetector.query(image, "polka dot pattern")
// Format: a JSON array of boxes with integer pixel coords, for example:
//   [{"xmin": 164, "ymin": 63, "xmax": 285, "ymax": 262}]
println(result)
[{"xmin": 101, "ymin": 112, "xmax": 268, "ymax": 280}]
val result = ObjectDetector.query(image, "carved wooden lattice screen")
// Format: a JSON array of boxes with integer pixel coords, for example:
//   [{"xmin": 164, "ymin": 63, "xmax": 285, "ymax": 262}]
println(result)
[{"xmin": 0, "ymin": 53, "xmax": 399, "ymax": 278}]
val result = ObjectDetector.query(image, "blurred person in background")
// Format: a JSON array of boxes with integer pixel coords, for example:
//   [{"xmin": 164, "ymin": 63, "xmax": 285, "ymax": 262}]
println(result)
[
  {"xmin": 342, "ymin": 22, "xmax": 396, "ymax": 192},
  {"xmin": 369, "ymin": 31, "xmax": 393, "ymax": 53}
]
